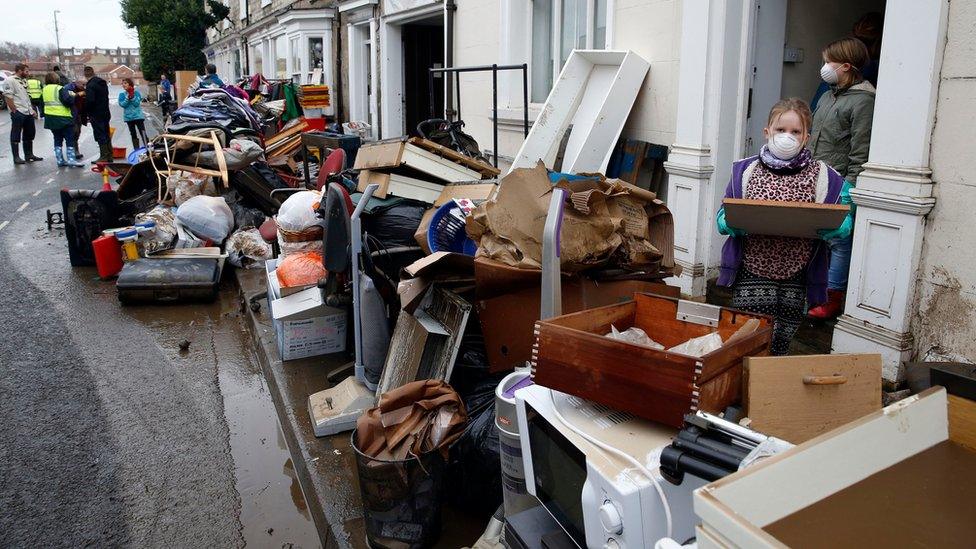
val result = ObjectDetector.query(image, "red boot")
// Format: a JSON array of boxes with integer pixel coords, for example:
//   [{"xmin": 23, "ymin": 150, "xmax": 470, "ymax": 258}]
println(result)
[{"xmin": 808, "ymin": 290, "xmax": 846, "ymax": 320}]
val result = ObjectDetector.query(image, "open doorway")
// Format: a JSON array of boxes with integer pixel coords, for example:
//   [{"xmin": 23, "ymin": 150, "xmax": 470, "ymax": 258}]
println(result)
[
  {"xmin": 402, "ymin": 18, "xmax": 444, "ymax": 137},
  {"xmin": 742, "ymin": 0, "xmax": 887, "ymax": 157}
]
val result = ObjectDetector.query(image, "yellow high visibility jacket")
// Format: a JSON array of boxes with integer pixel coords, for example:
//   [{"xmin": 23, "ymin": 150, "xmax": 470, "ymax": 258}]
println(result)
[
  {"xmin": 26, "ymin": 78, "xmax": 42, "ymax": 99},
  {"xmin": 42, "ymin": 84, "xmax": 72, "ymax": 118}
]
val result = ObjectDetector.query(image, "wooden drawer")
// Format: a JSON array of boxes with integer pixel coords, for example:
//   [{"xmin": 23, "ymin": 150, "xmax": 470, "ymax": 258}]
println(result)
[
  {"xmin": 532, "ymin": 293, "xmax": 772, "ymax": 428},
  {"xmin": 745, "ymin": 354, "xmax": 882, "ymax": 444}
]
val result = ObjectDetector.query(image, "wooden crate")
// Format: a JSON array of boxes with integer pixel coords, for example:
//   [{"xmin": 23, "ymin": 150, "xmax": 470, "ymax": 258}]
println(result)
[{"xmin": 532, "ymin": 293, "xmax": 772, "ymax": 427}]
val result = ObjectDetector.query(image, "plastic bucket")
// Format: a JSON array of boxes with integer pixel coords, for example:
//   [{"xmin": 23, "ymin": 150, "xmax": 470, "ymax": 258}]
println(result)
[
  {"xmin": 427, "ymin": 201, "xmax": 476, "ymax": 256},
  {"xmin": 351, "ymin": 430, "xmax": 446, "ymax": 549},
  {"xmin": 112, "ymin": 146, "xmax": 127, "ymax": 159},
  {"xmin": 494, "ymin": 371, "xmax": 537, "ymax": 518}
]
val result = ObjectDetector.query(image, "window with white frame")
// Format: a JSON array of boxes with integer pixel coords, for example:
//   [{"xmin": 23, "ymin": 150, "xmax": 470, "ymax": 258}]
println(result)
[
  {"xmin": 239, "ymin": 0, "xmax": 247, "ymax": 19},
  {"xmin": 274, "ymin": 35, "xmax": 288, "ymax": 78},
  {"xmin": 530, "ymin": 0, "xmax": 610, "ymax": 103}
]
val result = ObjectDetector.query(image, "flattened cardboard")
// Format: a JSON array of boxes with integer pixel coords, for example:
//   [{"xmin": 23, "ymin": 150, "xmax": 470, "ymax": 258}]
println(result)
[
  {"xmin": 433, "ymin": 183, "xmax": 497, "ymax": 206},
  {"xmin": 414, "ymin": 207, "xmax": 436, "ymax": 254},
  {"xmin": 745, "ymin": 353, "xmax": 882, "ymax": 443},
  {"xmin": 403, "ymin": 251, "xmax": 474, "ymax": 279},
  {"xmin": 723, "ymin": 198, "xmax": 849, "ymax": 239}
]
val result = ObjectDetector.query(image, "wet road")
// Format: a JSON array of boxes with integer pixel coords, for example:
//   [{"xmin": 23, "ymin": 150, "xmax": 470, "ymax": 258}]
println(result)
[{"xmin": 0, "ymin": 91, "xmax": 319, "ymax": 547}]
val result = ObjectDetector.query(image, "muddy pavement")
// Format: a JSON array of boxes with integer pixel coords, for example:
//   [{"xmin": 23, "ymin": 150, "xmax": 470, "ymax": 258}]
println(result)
[{"xmin": 0, "ymin": 95, "xmax": 318, "ymax": 547}]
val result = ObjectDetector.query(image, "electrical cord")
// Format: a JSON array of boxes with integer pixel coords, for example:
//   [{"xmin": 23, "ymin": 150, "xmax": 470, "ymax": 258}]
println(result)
[{"xmin": 549, "ymin": 389, "xmax": 674, "ymax": 539}]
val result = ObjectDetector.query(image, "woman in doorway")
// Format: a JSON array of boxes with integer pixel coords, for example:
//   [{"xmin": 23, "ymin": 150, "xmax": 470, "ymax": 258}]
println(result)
[
  {"xmin": 41, "ymin": 72, "xmax": 84, "ymax": 168},
  {"xmin": 807, "ymin": 37, "xmax": 875, "ymax": 319},
  {"xmin": 118, "ymin": 78, "xmax": 150, "ymax": 150},
  {"xmin": 716, "ymin": 99, "xmax": 852, "ymax": 355}
]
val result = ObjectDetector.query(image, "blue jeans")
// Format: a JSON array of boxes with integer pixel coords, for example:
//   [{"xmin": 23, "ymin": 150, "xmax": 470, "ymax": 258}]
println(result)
[{"xmin": 827, "ymin": 234, "xmax": 853, "ymax": 291}]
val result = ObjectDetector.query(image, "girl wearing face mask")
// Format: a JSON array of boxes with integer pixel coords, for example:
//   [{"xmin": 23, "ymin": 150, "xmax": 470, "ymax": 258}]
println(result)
[
  {"xmin": 807, "ymin": 37, "xmax": 875, "ymax": 320},
  {"xmin": 715, "ymin": 99, "xmax": 852, "ymax": 355}
]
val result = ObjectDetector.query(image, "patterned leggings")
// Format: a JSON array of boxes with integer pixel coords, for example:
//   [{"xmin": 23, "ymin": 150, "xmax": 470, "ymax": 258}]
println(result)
[{"xmin": 732, "ymin": 269, "xmax": 806, "ymax": 356}]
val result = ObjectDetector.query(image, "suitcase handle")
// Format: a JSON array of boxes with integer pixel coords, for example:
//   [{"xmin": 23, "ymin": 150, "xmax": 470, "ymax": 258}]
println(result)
[{"xmin": 803, "ymin": 374, "xmax": 847, "ymax": 386}]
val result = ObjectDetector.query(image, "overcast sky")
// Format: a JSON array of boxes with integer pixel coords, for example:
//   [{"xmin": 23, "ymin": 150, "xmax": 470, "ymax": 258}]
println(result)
[{"xmin": 4, "ymin": 0, "xmax": 139, "ymax": 49}]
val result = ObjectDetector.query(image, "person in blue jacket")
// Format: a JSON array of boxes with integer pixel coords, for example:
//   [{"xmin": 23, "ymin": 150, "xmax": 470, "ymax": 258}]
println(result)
[{"xmin": 118, "ymin": 77, "xmax": 149, "ymax": 150}]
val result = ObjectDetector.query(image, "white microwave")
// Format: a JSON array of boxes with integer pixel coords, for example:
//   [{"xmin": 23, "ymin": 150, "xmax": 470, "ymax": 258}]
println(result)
[{"xmin": 515, "ymin": 385, "xmax": 704, "ymax": 549}]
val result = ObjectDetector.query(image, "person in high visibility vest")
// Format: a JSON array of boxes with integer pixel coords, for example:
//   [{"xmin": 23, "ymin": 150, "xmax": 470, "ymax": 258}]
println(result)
[
  {"xmin": 25, "ymin": 76, "xmax": 43, "ymax": 118},
  {"xmin": 41, "ymin": 71, "xmax": 84, "ymax": 168}
]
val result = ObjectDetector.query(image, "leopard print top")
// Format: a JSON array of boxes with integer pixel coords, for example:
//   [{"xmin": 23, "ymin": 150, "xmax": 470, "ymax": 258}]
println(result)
[{"xmin": 742, "ymin": 160, "xmax": 819, "ymax": 280}]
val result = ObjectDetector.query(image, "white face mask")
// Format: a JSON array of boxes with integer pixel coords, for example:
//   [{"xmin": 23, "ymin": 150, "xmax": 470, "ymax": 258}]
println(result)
[
  {"xmin": 820, "ymin": 62, "xmax": 840, "ymax": 85},
  {"xmin": 767, "ymin": 132, "xmax": 803, "ymax": 160}
]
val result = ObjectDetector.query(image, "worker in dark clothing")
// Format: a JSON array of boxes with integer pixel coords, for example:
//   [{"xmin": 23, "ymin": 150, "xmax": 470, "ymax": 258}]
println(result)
[
  {"xmin": 83, "ymin": 66, "xmax": 112, "ymax": 163},
  {"xmin": 53, "ymin": 65, "xmax": 70, "ymax": 86}
]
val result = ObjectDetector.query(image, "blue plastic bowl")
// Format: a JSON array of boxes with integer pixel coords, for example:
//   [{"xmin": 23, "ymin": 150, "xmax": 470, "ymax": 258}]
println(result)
[{"xmin": 427, "ymin": 201, "xmax": 477, "ymax": 256}]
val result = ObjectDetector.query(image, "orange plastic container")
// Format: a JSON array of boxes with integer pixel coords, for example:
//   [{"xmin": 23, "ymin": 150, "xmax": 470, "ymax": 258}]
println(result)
[{"xmin": 112, "ymin": 146, "xmax": 127, "ymax": 159}]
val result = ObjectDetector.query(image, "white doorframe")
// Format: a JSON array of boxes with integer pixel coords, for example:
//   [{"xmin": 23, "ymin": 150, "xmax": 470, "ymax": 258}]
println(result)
[
  {"xmin": 378, "ymin": 3, "xmax": 443, "ymax": 139},
  {"xmin": 348, "ymin": 18, "xmax": 378, "ymax": 139}
]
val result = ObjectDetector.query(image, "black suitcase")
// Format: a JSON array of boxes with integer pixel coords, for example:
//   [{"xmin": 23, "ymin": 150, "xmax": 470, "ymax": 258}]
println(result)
[
  {"xmin": 116, "ymin": 258, "xmax": 221, "ymax": 304},
  {"xmin": 61, "ymin": 189, "xmax": 121, "ymax": 266}
]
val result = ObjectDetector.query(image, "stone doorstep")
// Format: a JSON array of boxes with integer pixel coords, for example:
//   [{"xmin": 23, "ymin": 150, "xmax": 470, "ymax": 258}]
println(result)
[{"xmin": 234, "ymin": 268, "xmax": 490, "ymax": 549}]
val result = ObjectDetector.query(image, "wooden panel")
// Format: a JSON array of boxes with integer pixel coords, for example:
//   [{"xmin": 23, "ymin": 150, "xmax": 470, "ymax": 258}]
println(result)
[
  {"xmin": 723, "ymin": 198, "xmax": 849, "ymax": 239},
  {"xmin": 745, "ymin": 354, "xmax": 882, "ymax": 443},
  {"xmin": 534, "ymin": 322, "xmax": 696, "ymax": 427},
  {"xmin": 408, "ymin": 137, "xmax": 500, "ymax": 177},
  {"xmin": 949, "ymin": 395, "xmax": 976, "ymax": 452},
  {"xmin": 353, "ymin": 140, "xmax": 406, "ymax": 170}
]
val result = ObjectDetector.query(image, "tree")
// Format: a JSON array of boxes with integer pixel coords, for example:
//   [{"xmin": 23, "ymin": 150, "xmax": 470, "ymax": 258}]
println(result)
[
  {"xmin": 0, "ymin": 41, "xmax": 57, "ymax": 62},
  {"xmin": 120, "ymin": 0, "xmax": 229, "ymax": 82}
]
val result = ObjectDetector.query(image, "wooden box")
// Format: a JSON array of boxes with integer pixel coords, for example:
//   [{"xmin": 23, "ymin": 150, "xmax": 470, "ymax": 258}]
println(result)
[
  {"xmin": 532, "ymin": 293, "xmax": 773, "ymax": 427},
  {"xmin": 695, "ymin": 388, "xmax": 976, "ymax": 548}
]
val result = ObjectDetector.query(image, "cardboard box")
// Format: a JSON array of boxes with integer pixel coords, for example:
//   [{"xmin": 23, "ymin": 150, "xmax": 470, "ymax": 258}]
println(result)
[
  {"xmin": 265, "ymin": 259, "xmax": 347, "ymax": 361},
  {"xmin": 722, "ymin": 198, "xmax": 849, "ymax": 239}
]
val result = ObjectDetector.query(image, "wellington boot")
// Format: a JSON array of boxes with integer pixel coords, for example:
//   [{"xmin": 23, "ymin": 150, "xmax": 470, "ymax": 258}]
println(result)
[
  {"xmin": 65, "ymin": 147, "xmax": 85, "ymax": 168},
  {"xmin": 12, "ymin": 142, "xmax": 25, "ymax": 165},
  {"xmin": 24, "ymin": 141, "xmax": 43, "ymax": 162},
  {"xmin": 808, "ymin": 289, "xmax": 846, "ymax": 320}
]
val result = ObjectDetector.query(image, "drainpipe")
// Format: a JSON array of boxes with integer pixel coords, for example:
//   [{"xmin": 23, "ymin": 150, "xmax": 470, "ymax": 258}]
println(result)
[
  {"xmin": 445, "ymin": 0, "xmax": 456, "ymax": 120},
  {"xmin": 334, "ymin": 6, "xmax": 344, "ymax": 123}
]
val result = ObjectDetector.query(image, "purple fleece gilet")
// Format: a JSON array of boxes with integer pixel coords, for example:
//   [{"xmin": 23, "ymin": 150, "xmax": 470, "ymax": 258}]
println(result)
[{"xmin": 716, "ymin": 156, "xmax": 845, "ymax": 306}]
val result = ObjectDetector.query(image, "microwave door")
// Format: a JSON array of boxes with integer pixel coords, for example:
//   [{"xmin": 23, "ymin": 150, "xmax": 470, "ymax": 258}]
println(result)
[{"xmin": 526, "ymin": 403, "xmax": 588, "ymax": 548}]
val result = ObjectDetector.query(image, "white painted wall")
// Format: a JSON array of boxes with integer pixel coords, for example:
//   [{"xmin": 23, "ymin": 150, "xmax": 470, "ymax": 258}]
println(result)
[
  {"xmin": 452, "ymin": 0, "xmax": 682, "ymax": 169},
  {"xmin": 914, "ymin": 0, "xmax": 976, "ymax": 363},
  {"xmin": 780, "ymin": 0, "xmax": 885, "ymax": 102}
]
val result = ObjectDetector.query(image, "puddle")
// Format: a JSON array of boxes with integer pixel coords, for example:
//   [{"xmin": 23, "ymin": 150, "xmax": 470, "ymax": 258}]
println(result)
[{"xmin": 127, "ymin": 290, "xmax": 320, "ymax": 547}]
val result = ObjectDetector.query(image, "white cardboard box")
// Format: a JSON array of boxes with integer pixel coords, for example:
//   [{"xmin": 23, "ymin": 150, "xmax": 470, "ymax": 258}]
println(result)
[{"xmin": 265, "ymin": 259, "xmax": 347, "ymax": 361}]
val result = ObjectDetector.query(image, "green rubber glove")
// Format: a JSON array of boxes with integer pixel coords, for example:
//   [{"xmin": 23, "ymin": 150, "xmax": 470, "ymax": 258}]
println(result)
[{"xmin": 818, "ymin": 215, "xmax": 853, "ymax": 241}]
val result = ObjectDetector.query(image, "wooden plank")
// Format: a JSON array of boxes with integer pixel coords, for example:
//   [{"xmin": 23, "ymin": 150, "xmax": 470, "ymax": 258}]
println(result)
[
  {"xmin": 745, "ymin": 354, "xmax": 882, "ymax": 444},
  {"xmin": 723, "ymin": 198, "xmax": 849, "ymax": 239},
  {"xmin": 949, "ymin": 394, "xmax": 976, "ymax": 452},
  {"xmin": 401, "ymin": 144, "xmax": 483, "ymax": 183},
  {"xmin": 159, "ymin": 133, "xmax": 218, "ymax": 145},
  {"xmin": 408, "ymin": 137, "xmax": 500, "ymax": 177},
  {"xmin": 167, "ymin": 163, "xmax": 224, "ymax": 177}
]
